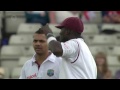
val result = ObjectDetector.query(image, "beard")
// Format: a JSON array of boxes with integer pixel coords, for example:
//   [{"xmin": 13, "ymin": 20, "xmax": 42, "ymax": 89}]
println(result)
[{"xmin": 60, "ymin": 36, "xmax": 69, "ymax": 42}]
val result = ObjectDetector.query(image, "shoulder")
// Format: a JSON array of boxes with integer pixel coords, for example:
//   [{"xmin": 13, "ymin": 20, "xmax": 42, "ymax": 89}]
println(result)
[
  {"xmin": 22, "ymin": 58, "xmax": 32, "ymax": 68},
  {"xmin": 62, "ymin": 39, "xmax": 80, "ymax": 47},
  {"xmin": 61, "ymin": 39, "xmax": 75, "ymax": 44},
  {"xmin": 51, "ymin": 53, "xmax": 62, "ymax": 64},
  {"xmin": 51, "ymin": 53, "xmax": 62, "ymax": 60}
]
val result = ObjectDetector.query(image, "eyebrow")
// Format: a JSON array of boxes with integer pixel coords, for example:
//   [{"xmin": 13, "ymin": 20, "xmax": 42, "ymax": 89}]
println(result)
[{"xmin": 33, "ymin": 39, "xmax": 46, "ymax": 42}]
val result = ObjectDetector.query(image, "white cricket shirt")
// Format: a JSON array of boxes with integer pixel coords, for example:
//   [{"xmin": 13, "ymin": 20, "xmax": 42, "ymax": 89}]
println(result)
[
  {"xmin": 19, "ymin": 53, "xmax": 62, "ymax": 79},
  {"xmin": 59, "ymin": 38, "xmax": 97, "ymax": 79}
]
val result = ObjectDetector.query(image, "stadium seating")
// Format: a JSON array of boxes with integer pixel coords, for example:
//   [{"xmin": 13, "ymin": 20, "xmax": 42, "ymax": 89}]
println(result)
[
  {"xmin": 91, "ymin": 35, "xmax": 115, "ymax": 45},
  {"xmin": 107, "ymin": 56, "xmax": 120, "ymax": 66},
  {"xmin": 0, "ymin": 45, "xmax": 23, "ymax": 60},
  {"xmin": 0, "ymin": 67, "xmax": 10, "ymax": 79},
  {"xmin": 49, "ymin": 24, "xmax": 61, "ymax": 37},
  {"xmin": 0, "ymin": 67, "xmax": 5, "ymax": 79},
  {"xmin": 5, "ymin": 11, "xmax": 25, "ymax": 17},
  {"xmin": 18, "ymin": 56, "xmax": 31, "ymax": 66},
  {"xmin": 0, "ymin": 28, "xmax": 2, "ymax": 42},
  {"xmin": 9, "ymin": 35, "xmax": 33, "ymax": 45},
  {"xmin": 0, "ymin": 16, "xmax": 2, "ymax": 29},
  {"xmin": 88, "ymin": 45, "xmax": 106, "ymax": 56},
  {"xmin": 114, "ymin": 34, "xmax": 120, "ymax": 45},
  {"xmin": 83, "ymin": 35, "xmax": 115, "ymax": 45},
  {"xmin": 11, "ymin": 67, "xmax": 22, "ymax": 79},
  {"xmin": 5, "ymin": 17, "xmax": 26, "ymax": 33},
  {"xmin": 108, "ymin": 66, "xmax": 120, "ymax": 76},
  {"xmin": 5, "ymin": 11, "xmax": 25, "ymax": 33},
  {"xmin": 0, "ymin": 11, "xmax": 3, "ymax": 28},
  {"xmin": 82, "ymin": 35, "xmax": 94, "ymax": 45},
  {"xmin": 106, "ymin": 46, "xmax": 120, "ymax": 56},
  {"xmin": 21, "ymin": 46, "xmax": 35, "ymax": 56},
  {"xmin": 0, "ymin": 11, "xmax": 3, "ymax": 39},
  {"xmin": 101, "ymin": 24, "xmax": 120, "ymax": 32},
  {"xmin": 1, "ymin": 59, "xmax": 19, "ymax": 76},
  {"xmin": 0, "ymin": 11, "xmax": 3, "ymax": 17},
  {"xmin": 17, "ymin": 23, "xmax": 42, "ymax": 34},
  {"xmin": 0, "ymin": 45, "xmax": 35, "ymax": 59},
  {"xmin": 82, "ymin": 24, "xmax": 99, "ymax": 35}
]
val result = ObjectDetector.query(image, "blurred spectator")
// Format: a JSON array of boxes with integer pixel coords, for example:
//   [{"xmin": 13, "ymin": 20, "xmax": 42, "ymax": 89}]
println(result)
[
  {"xmin": 49, "ymin": 11, "xmax": 81, "ymax": 24},
  {"xmin": 102, "ymin": 11, "xmax": 120, "ymax": 23},
  {"xmin": 49, "ymin": 11, "xmax": 99, "ymax": 23},
  {"xmin": 25, "ymin": 11, "xmax": 50, "ymax": 25},
  {"xmin": 81, "ymin": 11, "xmax": 97, "ymax": 23},
  {"xmin": 114, "ymin": 70, "xmax": 120, "ymax": 79},
  {"xmin": 1, "ymin": 34, "xmax": 9, "ymax": 46},
  {"xmin": 95, "ymin": 52, "xmax": 113, "ymax": 79},
  {"xmin": 103, "ymin": 70, "xmax": 113, "ymax": 79},
  {"xmin": 0, "ymin": 67, "xmax": 5, "ymax": 79},
  {"xmin": 0, "ymin": 23, "xmax": 8, "ymax": 47},
  {"xmin": 114, "ymin": 56, "xmax": 120, "ymax": 79}
]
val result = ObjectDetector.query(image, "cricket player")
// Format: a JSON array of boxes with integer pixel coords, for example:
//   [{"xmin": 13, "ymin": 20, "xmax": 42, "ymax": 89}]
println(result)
[
  {"xmin": 42, "ymin": 17, "xmax": 97, "ymax": 79},
  {"xmin": 19, "ymin": 28, "xmax": 61, "ymax": 79}
]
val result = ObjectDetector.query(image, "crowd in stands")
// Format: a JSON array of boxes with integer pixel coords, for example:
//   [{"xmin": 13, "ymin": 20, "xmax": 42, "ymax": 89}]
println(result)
[{"xmin": 1, "ymin": 11, "xmax": 120, "ymax": 79}]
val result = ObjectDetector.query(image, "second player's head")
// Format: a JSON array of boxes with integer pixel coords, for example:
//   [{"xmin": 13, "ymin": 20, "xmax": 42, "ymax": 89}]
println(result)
[{"xmin": 56, "ymin": 17, "xmax": 84, "ymax": 42}]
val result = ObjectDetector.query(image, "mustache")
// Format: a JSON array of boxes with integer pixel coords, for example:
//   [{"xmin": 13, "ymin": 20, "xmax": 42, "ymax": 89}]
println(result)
[{"xmin": 34, "ymin": 46, "xmax": 42, "ymax": 49}]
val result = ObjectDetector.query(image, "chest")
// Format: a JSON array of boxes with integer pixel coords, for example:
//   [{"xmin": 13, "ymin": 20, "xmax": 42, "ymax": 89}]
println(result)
[{"xmin": 25, "ymin": 63, "xmax": 59, "ymax": 79}]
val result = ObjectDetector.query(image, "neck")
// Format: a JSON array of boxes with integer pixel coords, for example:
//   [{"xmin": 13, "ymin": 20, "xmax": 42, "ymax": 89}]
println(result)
[
  {"xmin": 35, "ymin": 51, "xmax": 51, "ymax": 64},
  {"xmin": 69, "ymin": 35, "xmax": 81, "ymax": 40}
]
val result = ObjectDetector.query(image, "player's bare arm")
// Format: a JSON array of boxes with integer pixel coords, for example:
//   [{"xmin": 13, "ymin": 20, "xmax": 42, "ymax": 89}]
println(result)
[
  {"xmin": 49, "ymin": 40, "xmax": 63, "ymax": 57},
  {"xmin": 41, "ymin": 24, "xmax": 63, "ymax": 57}
]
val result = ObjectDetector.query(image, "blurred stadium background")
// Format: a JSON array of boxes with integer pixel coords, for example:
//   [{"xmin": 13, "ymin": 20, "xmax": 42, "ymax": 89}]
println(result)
[{"xmin": 0, "ymin": 11, "xmax": 120, "ymax": 79}]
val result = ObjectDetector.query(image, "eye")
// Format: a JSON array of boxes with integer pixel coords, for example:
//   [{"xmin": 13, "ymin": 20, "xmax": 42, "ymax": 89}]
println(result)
[
  {"xmin": 33, "ymin": 40, "xmax": 37, "ymax": 43},
  {"xmin": 39, "ymin": 40, "xmax": 45, "ymax": 43}
]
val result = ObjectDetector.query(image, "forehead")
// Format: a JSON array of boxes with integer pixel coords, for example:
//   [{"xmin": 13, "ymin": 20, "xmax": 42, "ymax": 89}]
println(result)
[{"xmin": 33, "ymin": 34, "xmax": 46, "ymax": 40}]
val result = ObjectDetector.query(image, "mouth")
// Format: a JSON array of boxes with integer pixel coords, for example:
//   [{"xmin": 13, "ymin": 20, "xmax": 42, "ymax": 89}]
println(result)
[{"xmin": 35, "ymin": 48, "xmax": 42, "ymax": 51}]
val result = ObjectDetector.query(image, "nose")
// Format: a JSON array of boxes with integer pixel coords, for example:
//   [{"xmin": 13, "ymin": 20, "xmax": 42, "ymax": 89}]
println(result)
[{"xmin": 36, "ymin": 41, "xmax": 41, "ymax": 45}]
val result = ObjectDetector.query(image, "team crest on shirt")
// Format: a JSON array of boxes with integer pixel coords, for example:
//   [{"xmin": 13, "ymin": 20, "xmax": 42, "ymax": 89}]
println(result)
[{"xmin": 47, "ymin": 69, "xmax": 54, "ymax": 77}]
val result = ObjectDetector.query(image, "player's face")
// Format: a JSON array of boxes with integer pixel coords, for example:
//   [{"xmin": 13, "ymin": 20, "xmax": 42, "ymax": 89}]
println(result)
[
  {"xmin": 59, "ymin": 28, "xmax": 69, "ymax": 42},
  {"xmin": 33, "ymin": 34, "xmax": 48, "ymax": 55}
]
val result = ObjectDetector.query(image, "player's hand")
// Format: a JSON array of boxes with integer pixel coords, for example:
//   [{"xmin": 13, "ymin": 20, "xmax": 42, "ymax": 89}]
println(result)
[{"xmin": 41, "ymin": 24, "xmax": 53, "ymax": 35}]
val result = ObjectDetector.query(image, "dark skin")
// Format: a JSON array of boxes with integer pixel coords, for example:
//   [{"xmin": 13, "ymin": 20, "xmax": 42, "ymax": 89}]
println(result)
[{"xmin": 42, "ymin": 24, "xmax": 80, "ymax": 57}]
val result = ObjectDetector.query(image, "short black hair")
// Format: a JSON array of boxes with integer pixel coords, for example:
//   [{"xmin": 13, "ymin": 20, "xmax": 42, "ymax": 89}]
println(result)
[{"xmin": 35, "ymin": 28, "xmax": 44, "ymax": 34}]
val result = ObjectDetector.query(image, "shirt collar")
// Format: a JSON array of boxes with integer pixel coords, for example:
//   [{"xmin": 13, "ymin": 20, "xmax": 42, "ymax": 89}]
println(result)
[{"xmin": 31, "ymin": 52, "xmax": 56, "ymax": 66}]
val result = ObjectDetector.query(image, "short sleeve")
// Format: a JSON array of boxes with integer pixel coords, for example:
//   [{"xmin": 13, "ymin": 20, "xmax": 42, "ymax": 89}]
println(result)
[{"xmin": 61, "ymin": 40, "xmax": 79, "ymax": 58}]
